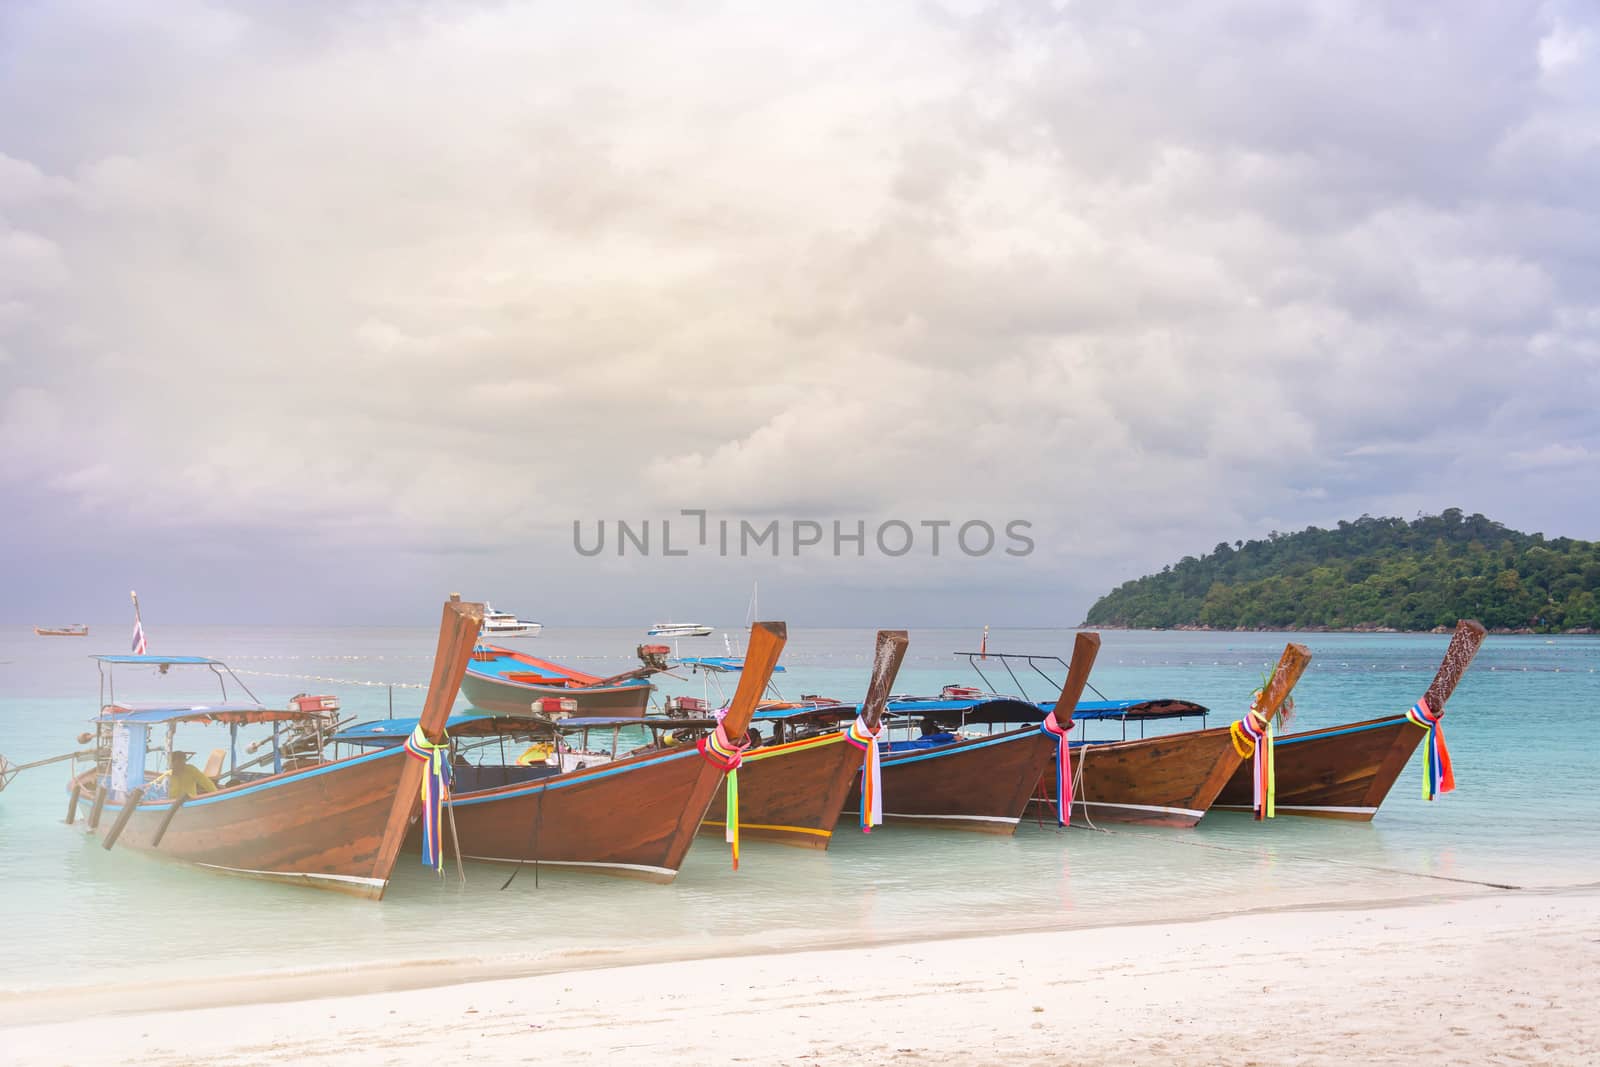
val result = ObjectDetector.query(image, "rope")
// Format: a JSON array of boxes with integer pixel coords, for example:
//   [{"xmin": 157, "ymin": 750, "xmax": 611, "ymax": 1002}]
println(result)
[{"xmin": 231, "ymin": 668, "xmax": 427, "ymax": 689}]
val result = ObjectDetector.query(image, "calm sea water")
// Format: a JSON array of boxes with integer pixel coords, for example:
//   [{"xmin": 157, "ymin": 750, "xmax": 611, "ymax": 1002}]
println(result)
[{"xmin": 0, "ymin": 624, "xmax": 1596, "ymax": 994}]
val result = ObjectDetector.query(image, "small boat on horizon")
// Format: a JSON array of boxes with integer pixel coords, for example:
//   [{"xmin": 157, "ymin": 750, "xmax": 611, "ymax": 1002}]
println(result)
[
  {"xmin": 647, "ymin": 622, "xmax": 714, "ymax": 638},
  {"xmin": 483, "ymin": 603, "xmax": 542, "ymax": 638},
  {"xmin": 34, "ymin": 624, "xmax": 89, "ymax": 637}
]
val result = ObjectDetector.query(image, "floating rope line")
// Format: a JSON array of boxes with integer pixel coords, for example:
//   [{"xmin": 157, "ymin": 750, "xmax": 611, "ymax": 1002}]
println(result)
[{"xmin": 230, "ymin": 668, "xmax": 427, "ymax": 690}]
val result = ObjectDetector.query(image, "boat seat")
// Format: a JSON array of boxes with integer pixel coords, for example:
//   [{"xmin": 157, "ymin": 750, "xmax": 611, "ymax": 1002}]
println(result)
[{"xmin": 202, "ymin": 749, "xmax": 227, "ymax": 778}]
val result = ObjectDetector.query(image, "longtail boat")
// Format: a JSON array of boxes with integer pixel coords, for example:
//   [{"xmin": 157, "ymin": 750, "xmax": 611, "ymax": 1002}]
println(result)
[
  {"xmin": 700, "ymin": 630, "xmax": 909, "ymax": 849},
  {"xmin": 34, "ymin": 624, "xmax": 89, "ymax": 636},
  {"xmin": 424, "ymin": 621, "xmax": 787, "ymax": 883},
  {"xmin": 63, "ymin": 595, "xmax": 483, "ymax": 898},
  {"xmin": 461, "ymin": 642, "xmax": 659, "ymax": 716},
  {"xmin": 1032, "ymin": 641, "xmax": 1312, "ymax": 827},
  {"xmin": 836, "ymin": 632, "xmax": 1102, "ymax": 834},
  {"xmin": 1214, "ymin": 619, "xmax": 1486, "ymax": 820}
]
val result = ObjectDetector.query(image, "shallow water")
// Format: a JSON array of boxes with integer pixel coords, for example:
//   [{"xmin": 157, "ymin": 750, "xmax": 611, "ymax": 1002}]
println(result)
[{"xmin": 1, "ymin": 624, "xmax": 1596, "ymax": 993}]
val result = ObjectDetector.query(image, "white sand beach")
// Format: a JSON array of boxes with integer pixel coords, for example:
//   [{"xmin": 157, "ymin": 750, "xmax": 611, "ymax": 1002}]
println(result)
[{"xmin": 5, "ymin": 887, "xmax": 1597, "ymax": 1066}]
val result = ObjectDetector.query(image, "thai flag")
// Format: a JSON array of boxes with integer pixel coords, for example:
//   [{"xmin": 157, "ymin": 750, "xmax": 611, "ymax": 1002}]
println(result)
[{"xmin": 132, "ymin": 616, "xmax": 147, "ymax": 655}]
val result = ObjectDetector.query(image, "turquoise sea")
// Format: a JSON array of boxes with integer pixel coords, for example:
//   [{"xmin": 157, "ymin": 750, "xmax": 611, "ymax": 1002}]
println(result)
[{"xmin": 1, "ymin": 624, "xmax": 1596, "ymax": 997}]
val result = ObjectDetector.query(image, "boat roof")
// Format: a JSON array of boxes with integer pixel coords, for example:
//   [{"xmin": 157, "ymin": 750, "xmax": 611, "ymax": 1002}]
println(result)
[
  {"xmin": 674, "ymin": 656, "xmax": 787, "ymax": 673},
  {"xmin": 746, "ymin": 696, "xmax": 1209, "ymax": 726},
  {"xmin": 97, "ymin": 701, "xmax": 303, "ymax": 726},
  {"xmin": 93, "ymin": 655, "xmax": 225, "ymax": 666},
  {"xmin": 336, "ymin": 713, "xmax": 715, "ymax": 745}
]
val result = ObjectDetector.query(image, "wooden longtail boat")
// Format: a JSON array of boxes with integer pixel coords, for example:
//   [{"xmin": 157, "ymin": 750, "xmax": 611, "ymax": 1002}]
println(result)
[
  {"xmin": 840, "ymin": 632, "xmax": 1102, "ymax": 834},
  {"xmin": 436, "ymin": 621, "xmax": 787, "ymax": 883},
  {"xmin": 700, "ymin": 630, "xmax": 909, "ymax": 849},
  {"xmin": 67, "ymin": 596, "xmax": 484, "ymax": 899},
  {"xmin": 461, "ymin": 643, "xmax": 656, "ymax": 717},
  {"xmin": 1033, "ymin": 642, "xmax": 1311, "ymax": 828},
  {"xmin": 34, "ymin": 624, "xmax": 89, "ymax": 636},
  {"xmin": 1214, "ymin": 620, "xmax": 1487, "ymax": 820}
]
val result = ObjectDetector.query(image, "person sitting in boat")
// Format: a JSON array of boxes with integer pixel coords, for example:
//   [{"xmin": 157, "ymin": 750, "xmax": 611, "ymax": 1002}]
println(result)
[
  {"xmin": 168, "ymin": 750, "xmax": 218, "ymax": 799},
  {"xmin": 919, "ymin": 716, "xmax": 958, "ymax": 745}
]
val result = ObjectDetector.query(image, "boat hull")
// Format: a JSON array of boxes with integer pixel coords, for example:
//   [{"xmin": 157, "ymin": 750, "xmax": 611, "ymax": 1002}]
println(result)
[
  {"xmin": 700, "ymin": 731, "xmax": 861, "ymax": 850},
  {"xmin": 1040, "ymin": 728, "xmax": 1243, "ymax": 828},
  {"xmin": 441, "ymin": 747, "xmax": 726, "ymax": 883},
  {"xmin": 460, "ymin": 671, "xmax": 652, "ymax": 717},
  {"xmin": 35, "ymin": 627, "xmax": 89, "ymax": 637},
  {"xmin": 844, "ymin": 729, "xmax": 1053, "ymax": 834},
  {"xmin": 1213, "ymin": 715, "xmax": 1421, "ymax": 820},
  {"xmin": 81, "ymin": 747, "xmax": 411, "ymax": 899}
]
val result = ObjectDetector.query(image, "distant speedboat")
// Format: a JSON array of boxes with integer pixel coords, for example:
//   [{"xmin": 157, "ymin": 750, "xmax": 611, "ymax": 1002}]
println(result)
[
  {"xmin": 483, "ymin": 603, "xmax": 542, "ymax": 638},
  {"xmin": 647, "ymin": 622, "xmax": 713, "ymax": 638},
  {"xmin": 34, "ymin": 624, "xmax": 89, "ymax": 637}
]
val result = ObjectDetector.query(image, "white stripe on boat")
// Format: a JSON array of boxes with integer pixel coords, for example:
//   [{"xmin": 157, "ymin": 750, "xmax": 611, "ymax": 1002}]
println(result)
[
  {"xmin": 463, "ymin": 856, "xmax": 678, "ymax": 879},
  {"xmin": 195, "ymin": 864, "xmax": 387, "ymax": 888},
  {"xmin": 1213, "ymin": 803, "xmax": 1378, "ymax": 815},
  {"xmin": 1073, "ymin": 800, "xmax": 1207, "ymax": 820},
  {"xmin": 873, "ymin": 812, "xmax": 1020, "ymax": 825}
]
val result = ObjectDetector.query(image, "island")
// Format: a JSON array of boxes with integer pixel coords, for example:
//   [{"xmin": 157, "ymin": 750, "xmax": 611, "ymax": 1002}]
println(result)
[{"xmin": 1084, "ymin": 509, "xmax": 1600, "ymax": 633}]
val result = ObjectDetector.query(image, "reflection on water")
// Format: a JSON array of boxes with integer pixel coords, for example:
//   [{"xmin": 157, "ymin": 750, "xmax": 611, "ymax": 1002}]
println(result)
[{"xmin": 1, "ymin": 625, "xmax": 1596, "ymax": 992}]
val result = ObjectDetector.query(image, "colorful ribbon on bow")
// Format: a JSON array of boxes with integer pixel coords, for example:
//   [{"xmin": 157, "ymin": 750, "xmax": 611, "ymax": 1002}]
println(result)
[
  {"xmin": 1404, "ymin": 697, "xmax": 1455, "ymax": 800},
  {"xmin": 1229, "ymin": 694, "xmax": 1275, "ymax": 820},
  {"xmin": 404, "ymin": 724, "xmax": 452, "ymax": 871},
  {"xmin": 1037, "ymin": 710, "xmax": 1073, "ymax": 827},
  {"xmin": 843, "ymin": 715, "xmax": 884, "ymax": 831},
  {"xmin": 698, "ymin": 722, "xmax": 748, "ymax": 869}
]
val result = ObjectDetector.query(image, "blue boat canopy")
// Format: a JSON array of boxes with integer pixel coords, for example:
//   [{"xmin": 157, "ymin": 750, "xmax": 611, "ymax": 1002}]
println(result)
[
  {"xmin": 337, "ymin": 713, "xmax": 714, "ymax": 746},
  {"xmin": 93, "ymin": 655, "xmax": 225, "ymax": 666},
  {"xmin": 674, "ymin": 656, "xmax": 787, "ymax": 674},
  {"xmin": 97, "ymin": 701, "xmax": 300, "ymax": 726}
]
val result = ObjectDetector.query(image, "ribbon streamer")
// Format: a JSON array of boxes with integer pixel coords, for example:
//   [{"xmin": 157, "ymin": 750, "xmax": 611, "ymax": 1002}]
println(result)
[
  {"xmin": 843, "ymin": 715, "xmax": 884, "ymax": 831},
  {"xmin": 1404, "ymin": 697, "xmax": 1455, "ymax": 800},
  {"xmin": 1229, "ymin": 694, "xmax": 1275, "ymax": 820},
  {"xmin": 403, "ymin": 724, "xmax": 452, "ymax": 871},
  {"xmin": 698, "ymin": 723, "xmax": 748, "ymax": 869},
  {"xmin": 1037, "ymin": 711, "xmax": 1073, "ymax": 827}
]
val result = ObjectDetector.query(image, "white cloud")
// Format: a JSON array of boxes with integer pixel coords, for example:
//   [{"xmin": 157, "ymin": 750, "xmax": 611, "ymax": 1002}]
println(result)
[{"xmin": 1, "ymin": 1, "xmax": 1598, "ymax": 621}]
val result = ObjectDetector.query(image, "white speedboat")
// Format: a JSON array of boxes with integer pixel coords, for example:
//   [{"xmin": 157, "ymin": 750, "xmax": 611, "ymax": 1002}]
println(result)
[
  {"xmin": 483, "ymin": 603, "xmax": 542, "ymax": 638},
  {"xmin": 646, "ymin": 622, "xmax": 714, "ymax": 638}
]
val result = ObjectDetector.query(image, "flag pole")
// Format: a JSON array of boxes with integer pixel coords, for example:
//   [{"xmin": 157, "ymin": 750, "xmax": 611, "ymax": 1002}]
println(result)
[{"xmin": 131, "ymin": 590, "xmax": 146, "ymax": 655}]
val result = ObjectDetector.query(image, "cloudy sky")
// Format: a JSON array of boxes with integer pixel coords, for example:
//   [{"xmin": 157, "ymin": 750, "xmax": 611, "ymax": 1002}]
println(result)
[{"xmin": 2, "ymin": 1, "xmax": 1596, "ymax": 626}]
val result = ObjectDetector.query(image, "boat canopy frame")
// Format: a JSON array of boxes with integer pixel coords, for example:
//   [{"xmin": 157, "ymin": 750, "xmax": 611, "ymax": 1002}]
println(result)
[{"xmin": 92, "ymin": 654, "xmax": 261, "ymax": 710}]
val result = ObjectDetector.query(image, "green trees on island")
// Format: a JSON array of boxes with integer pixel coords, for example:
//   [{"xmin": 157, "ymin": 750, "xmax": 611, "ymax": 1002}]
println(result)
[{"xmin": 1083, "ymin": 509, "xmax": 1600, "ymax": 632}]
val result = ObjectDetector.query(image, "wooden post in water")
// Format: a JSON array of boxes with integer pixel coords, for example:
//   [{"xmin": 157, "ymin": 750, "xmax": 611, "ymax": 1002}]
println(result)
[
  {"xmin": 64, "ymin": 782, "xmax": 81, "ymax": 825},
  {"xmin": 86, "ymin": 786, "xmax": 107, "ymax": 830},
  {"xmin": 150, "ymin": 794, "xmax": 189, "ymax": 848},
  {"xmin": 101, "ymin": 787, "xmax": 146, "ymax": 850}
]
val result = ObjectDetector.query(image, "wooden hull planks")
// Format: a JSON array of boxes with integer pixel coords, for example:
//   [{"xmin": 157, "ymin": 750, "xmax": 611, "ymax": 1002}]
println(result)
[
  {"xmin": 460, "ymin": 671, "xmax": 653, "ymax": 717},
  {"xmin": 844, "ymin": 729, "xmax": 1055, "ymax": 834},
  {"xmin": 1213, "ymin": 715, "xmax": 1419, "ymax": 820},
  {"xmin": 700, "ymin": 730, "xmax": 862, "ymax": 850},
  {"xmin": 82, "ymin": 748, "xmax": 414, "ymax": 898}
]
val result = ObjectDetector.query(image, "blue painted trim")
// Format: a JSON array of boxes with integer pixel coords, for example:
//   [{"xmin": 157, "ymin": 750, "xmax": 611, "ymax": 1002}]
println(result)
[
  {"xmin": 448, "ymin": 749, "xmax": 700, "ymax": 807},
  {"xmin": 101, "ymin": 746, "xmax": 404, "ymax": 816},
  {"xmin": 881, "ymin": 730, "xmax": 1034, "ymax": 768},
  {"xmin": 1274, "ymin": 717, "xmax": 1409, "ymax": 746}
]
